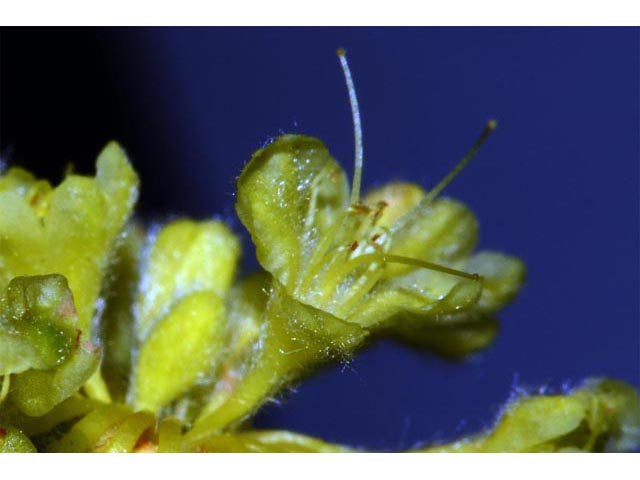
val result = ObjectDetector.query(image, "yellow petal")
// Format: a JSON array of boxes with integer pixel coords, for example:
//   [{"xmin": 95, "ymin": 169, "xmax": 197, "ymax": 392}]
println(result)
[{"xmin": 236, "ymin": 135, "xmax": 349, "ymax": 289}]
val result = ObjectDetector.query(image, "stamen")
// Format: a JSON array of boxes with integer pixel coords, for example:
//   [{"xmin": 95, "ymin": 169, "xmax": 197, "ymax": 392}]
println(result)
[
  {"xmin": 337, "ymin": 48, "xmax": 364, "ymax": 205},
  {"xmin": 422, "ymin": 120, "xmax": 497, "ymax": 205},
  {"xmin": 297, "ymin": 210, "xmax": 349, "ymax": 292},
  {"xmin": 318, "ymin": 253, "xmax": 383, "ymax": 300},
  {"xmin": 384, "ymin": 254, "xmax": 481, "ymax": 281},
  {"xmin": 337, "ymin": 263, "xmax": 384, "ymax": 316}
]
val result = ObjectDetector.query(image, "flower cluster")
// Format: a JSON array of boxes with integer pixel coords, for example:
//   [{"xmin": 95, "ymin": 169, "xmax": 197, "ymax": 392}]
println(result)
[{"xmin": 1, "ymin": 52, "xmax": 638, "ymax": 453}]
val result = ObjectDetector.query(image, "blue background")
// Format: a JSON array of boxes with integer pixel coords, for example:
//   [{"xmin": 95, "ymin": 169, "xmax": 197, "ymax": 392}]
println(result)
[{"xmin": 1, "ymin": 28, "xmax": 638, "ymax": 450}]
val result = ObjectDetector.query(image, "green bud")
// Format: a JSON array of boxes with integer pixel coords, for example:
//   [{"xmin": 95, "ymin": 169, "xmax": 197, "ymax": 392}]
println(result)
[
  {"xmin": 135, "ymin": 219, "xmax": 240, "ymax": 342},
  {"xmin": 0, "ymin": 142, "xmax": 139, "ymax": 341},
  {"xmin": 132, "ymin": 291, "xmax": 227, "ymax": 413},
  {"xmin": 420, "ymin": 378, "xmax": 640, "ymax": 452},
  {"xmin": 129, "ymin": 219, "xmax": 241, "ymax": 415}
]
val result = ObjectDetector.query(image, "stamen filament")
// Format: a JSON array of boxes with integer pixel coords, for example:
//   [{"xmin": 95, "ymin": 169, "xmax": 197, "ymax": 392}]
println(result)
[
  {"xmin": 298, "ymin": 210, "xmax": 349, "ymax": 293},
  {"xmin": 337, "ymin": 266, "xmax": 383, "ymax": 317},
  {"xmin": 332, "ymin": 253, "xmax": 383, "ymax": 281},
  {"xmin": 384, "ymin": 254, "xmax": 481, "ymax": 281},
  {"xmin": 318, "ymin": 253, "xmax": 383, "ymax": 299},
  {"xmin": 337, "ymin": 48, "xmax": 364, "ymax": 205},
  {"xmin": 422, "ymin": 120, "xmax": 497, "ymax": 205}
]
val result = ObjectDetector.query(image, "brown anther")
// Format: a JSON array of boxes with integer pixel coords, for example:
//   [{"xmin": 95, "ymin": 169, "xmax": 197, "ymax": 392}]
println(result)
[
  {"xmin": 74, "ymin": 328, "xmax": 82, "ymax": 349},
  {"xmin": 218, "ymin": 365, "xmax": 240, "ymax": 393},
  {"xmin": 133, "ymin": 433, "xmax": 158, "ymax": 453},
  {"xmin": 372, "ymin": 201, "xmax": 388, "ymax": 223},
  {"xmin": 350, "ymin": 241, "xmax": 359, "ymax": 251},
  {"xmin": 350, "ymin": 204, "xmax": 371, "ymax": 215},
  {"xmin": 29, "ymin": 192, "xmax": 41, "ymax": 207},
  {"xmin": 371, "ymin": 234, "xmax": 381, "ymax": 242},
  {"xmin": 57, "ymin": 292, "xmax": 77, "ymax": 318}
]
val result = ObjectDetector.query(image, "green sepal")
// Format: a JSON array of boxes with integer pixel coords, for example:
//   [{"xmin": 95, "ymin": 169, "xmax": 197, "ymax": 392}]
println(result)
[
  {"xmin": 0, "ymin": 395, "xmax": 94, "ymax": 438},
  {"xmin": 356, "ymin": 272, "xmax": 483, "ymax": 330},
  {"xmin": 383, "ymin": 310, "xmax": 498, "ymax": 359},
  {"xmin": 0, "ymin": 274, "xmax": 101, "ymax": 416},
  {"xmin": 157, "ymin": 417, "xmax": 184, "ymax": 452},
  {"xmin": 191, "ymin": 430, "xmax": 353, "ymax": 453},
  {"xmin": 9, "ymin": 338, "xmax": 100, "ymax": 417},
  {"xmin": 374, "ymin": 252, "xmax": 525, "ymax": 358},
  {"xmin": 178, "ymin": 272, "xmax": 270, "ymax": 424},
  {"xmin": 188, "ymin": 280, "xmax": 366, "ymax": 441},
  {"xmin": 100, "ymin": 223, "xmax": 145, "ymax": 402},
  {"xmin": 0, "ymin": 425, "xmax": 37, "ymax": 452},
  {"xmin": 0, "ymin": 275, "xmax": 79, "ymax": 375},
  {"xmin": 45, "ymin": 402, "xmax": 130, "ymax": 452},
  {"xmin": 98, "ymin": 410, "xmax": 156, "ymax": 453},
  {"xmin": 41, "ymin": 401, "xmax": 156, "ymax": 452}
]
